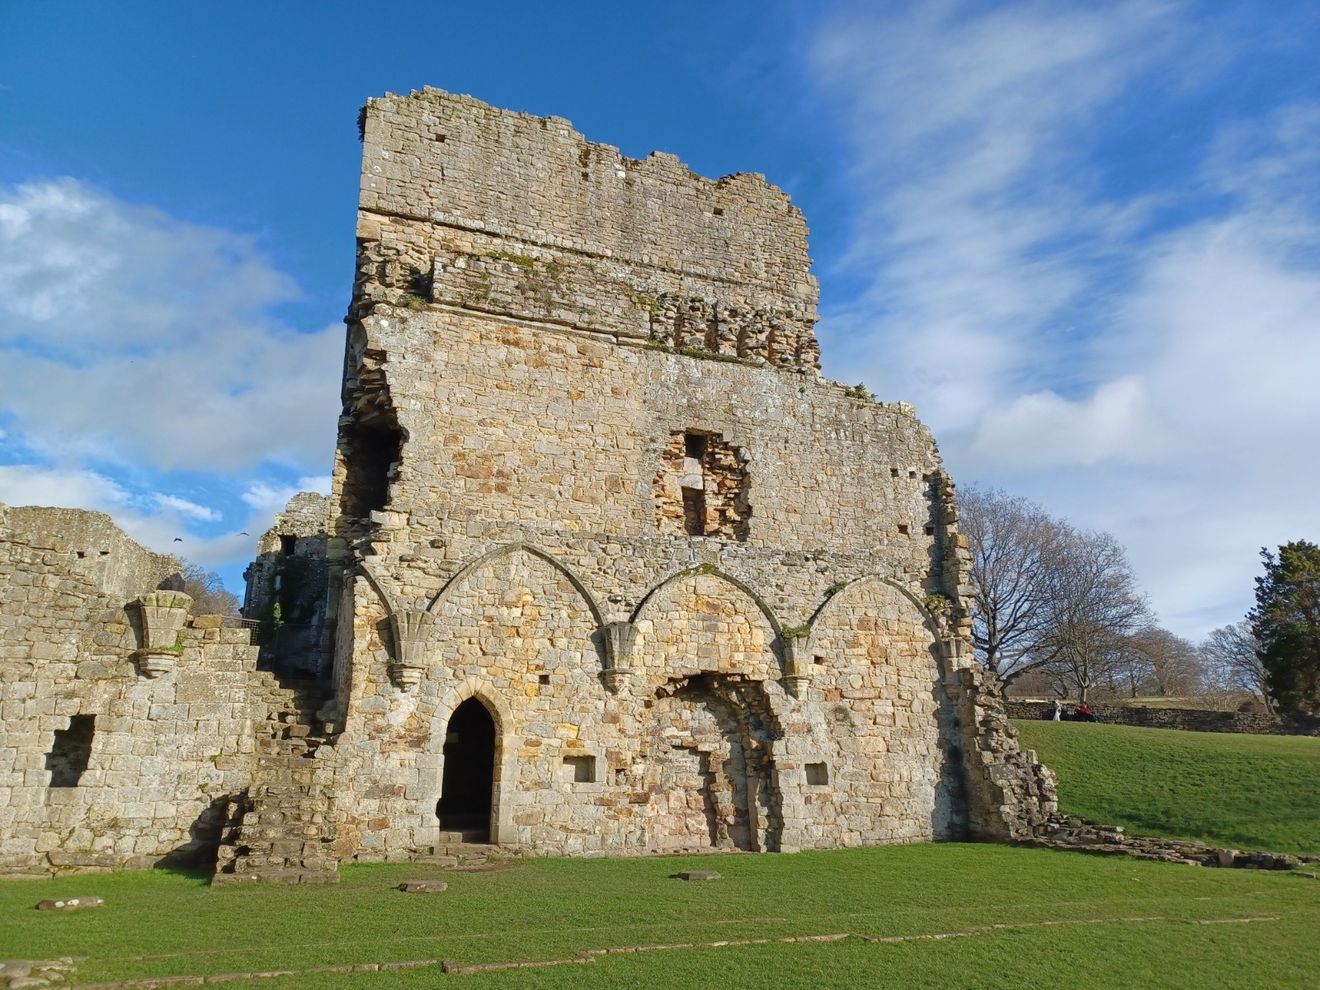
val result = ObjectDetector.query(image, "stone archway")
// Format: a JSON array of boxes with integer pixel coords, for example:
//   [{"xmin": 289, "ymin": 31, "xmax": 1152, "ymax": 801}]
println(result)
[{"xmin": 437, "ymin": 697, "xmax": 497, "ymax": 841}]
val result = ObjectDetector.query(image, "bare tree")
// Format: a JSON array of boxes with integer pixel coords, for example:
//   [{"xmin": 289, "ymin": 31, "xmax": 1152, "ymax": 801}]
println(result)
[
  {"xmin": 962, "ymin": 488, "xmax": 1153, "ymax": 700},
  {"xmin": 179, "ymin": 560, "xmax": 240, "ymax": 616},
  {"xmin": 960, "ymin": 487, "xmax": 1069, "ymax": 683},
  {"xmin": 1202, "ymin": 620, "xmax": 1273, "ymax": 713},
  {"xmin": 1125, "ymin": 626, "xmax": 1205, "ymax": 697},
  {"xmin": 1041, "ymin": 528, "xmax": 1153, "ymax": 703}
]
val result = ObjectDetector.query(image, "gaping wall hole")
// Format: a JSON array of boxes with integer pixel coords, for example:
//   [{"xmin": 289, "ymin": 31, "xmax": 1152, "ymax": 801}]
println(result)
[
  {"xmin": 813, "ymin": 654, "xmax": 826, "ymax": 666},
  {"xmin": 339, "ymin": 417, "xmax": 405, "ymax": 521},
  {"xmin": 805, "ymin": 762, "xmax": 829, "ymax": 786},
  {"xmin": 47, "ymin": 715, "xmax": 95, "ymax": 788},
  {"xmin": 682, "ymin": 487, "xmax": 706, "ymax": 536},
  {"xmin": 437, "ymin": 698, "xmax": 495, "ymax": 841},
  {"xmin": 924, "ymin": 525, "xmax": 935, "ymax": 536},
  {"xmin": 563, "ymin": 755, "xmax": 597, "ymax": 783},
  {"xmin": 656, "ymin": 429, "xmax": 751, "ymax": 541},
  {"xmin": 890, "ymin": 468, "xmax": 900, "ymax": 478},
  {"xmin": 897, "ymin": 524, "xmax": 909, "ymax": 536},
  {"xmin": 684, "ymin": 432, "xmax": 707, "ymax": 460},
  {"xmin": 538, "ymin": 674, "xmax": 551, "ymax": 685},
  {"xmin": 279, "ymin": 534, "xmax": 297, "ymax": 555}
]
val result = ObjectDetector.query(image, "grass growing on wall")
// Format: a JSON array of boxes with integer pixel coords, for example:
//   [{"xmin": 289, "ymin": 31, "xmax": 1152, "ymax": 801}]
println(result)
[
  {"xmin": 2, "ymin": 846, "xmax": 1318, "ymax": 988},
  {"xmin": 1015, "ymin": 719, "xmax": 1320, "ymax": 855}
]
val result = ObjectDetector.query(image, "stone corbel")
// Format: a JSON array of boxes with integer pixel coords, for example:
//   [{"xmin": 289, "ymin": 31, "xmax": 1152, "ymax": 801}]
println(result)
[
  {"xmin": 131, "ymin": 591, "xmax": 193, "ymax": 678},
  {"xmin": 389, "ymin": 608, "xmax": 436, "ymax": 691},
  {"xmin": 781, "ymin": 630, "xmax": 812, "ymax": 698},
  {"xmin": 601, "ymin": 620, "xmax": 639, "ymax": 693}
]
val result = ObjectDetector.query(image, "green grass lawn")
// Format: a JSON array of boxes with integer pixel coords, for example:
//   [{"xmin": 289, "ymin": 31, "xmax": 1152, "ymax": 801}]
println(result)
[
  {"xmin": 2, "ymin": 846, "xmax": 1317, "ymax": 989},
  {"xmin": 1015, "ymin": 719, "xmax": 1320, "ymax": 856},
  {"xmin": 5, "ymin": 725, "xmax": 1318, "ymax": 988}
]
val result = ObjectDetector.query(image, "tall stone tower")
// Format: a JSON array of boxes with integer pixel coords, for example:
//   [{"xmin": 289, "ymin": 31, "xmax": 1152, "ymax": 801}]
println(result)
[{"xmin": 320, "ymin": 88, "xmax": 1053, "ymax": 858}]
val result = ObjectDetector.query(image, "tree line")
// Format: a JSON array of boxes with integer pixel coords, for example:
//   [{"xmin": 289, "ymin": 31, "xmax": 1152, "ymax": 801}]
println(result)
[{"xmin": 961, "ymin": 487, "xmax": 1319, "ymax": 715}]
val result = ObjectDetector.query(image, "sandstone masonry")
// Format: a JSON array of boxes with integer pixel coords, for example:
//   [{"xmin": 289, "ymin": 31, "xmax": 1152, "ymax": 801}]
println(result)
[{"xmin": 0, "ymin": 88, "xmax": 1056, "ymax": 879}]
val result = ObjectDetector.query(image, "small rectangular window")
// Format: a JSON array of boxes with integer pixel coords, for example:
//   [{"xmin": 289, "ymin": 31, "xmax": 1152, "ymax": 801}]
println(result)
[
  {"xmin": 47, "ymin": 715, "xmax": 95, "ymax": 788},
  {"xmin": 806, "ymin": 762, "xmax": 829, "ymax": 786},
  {"xmin": 684, "ymin": 432, "xmax": 707, "ymax": 460},
  {"xmin": 538, "ymin": 674, "xmax": 550, "ymax": 685},
  {"xmin": 682, "ymin": 487, "xmax": 705, "ymax": 536},
  {"xmin": 280, "ymin": 534, "xmax": 297, "ymax": 555},
  {"xmin": 563, "ymin": 755, "xmax": 596, "ymax": 783}
]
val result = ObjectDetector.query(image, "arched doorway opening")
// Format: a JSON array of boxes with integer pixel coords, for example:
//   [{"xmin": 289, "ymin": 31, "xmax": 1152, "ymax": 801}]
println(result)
[{"xmin": 437, "ymin": 697, "xmax": 496, "ymax": 841}]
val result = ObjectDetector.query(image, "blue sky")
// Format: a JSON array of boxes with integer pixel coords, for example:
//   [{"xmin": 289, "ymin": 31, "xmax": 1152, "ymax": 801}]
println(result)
[{"xmin": 1, "ymin": 0, "xmax": 1317, "ymax": 642}]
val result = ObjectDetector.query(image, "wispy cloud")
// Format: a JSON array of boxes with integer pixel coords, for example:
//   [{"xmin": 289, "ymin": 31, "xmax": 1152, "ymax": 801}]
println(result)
[{"xmin": 806, "ymin": 1, "xmax": 1320, "ymax": 638}]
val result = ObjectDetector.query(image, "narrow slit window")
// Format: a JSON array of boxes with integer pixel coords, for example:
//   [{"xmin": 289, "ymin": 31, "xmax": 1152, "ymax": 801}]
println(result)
[{"xmin": 47, "ymin": 715, "xmax": 95, "ymax": 788}]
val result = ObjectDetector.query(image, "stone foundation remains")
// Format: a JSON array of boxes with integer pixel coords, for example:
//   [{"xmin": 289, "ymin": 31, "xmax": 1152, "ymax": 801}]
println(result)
[{"xmin": 0, "ymin": 88, "xmax": 1056, "ymax": 880}]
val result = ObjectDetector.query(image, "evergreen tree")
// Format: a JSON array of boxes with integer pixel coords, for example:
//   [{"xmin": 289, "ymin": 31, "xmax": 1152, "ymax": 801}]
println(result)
[{"xmin": 1249, "ymin": 541, "xmax": 1320, "ymax": 715}]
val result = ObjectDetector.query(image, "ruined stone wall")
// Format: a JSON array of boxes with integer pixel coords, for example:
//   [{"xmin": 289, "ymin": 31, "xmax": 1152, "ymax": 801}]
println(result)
[
  {"xmin": 315, "ymin": 89, "xmax": 1051, "ymax": 861},
  {"xmin": 0, "ymin": 505, "xmax": 292, "ymax": 875},
  {"xmin": 243, "ymin": 493, "xmax": 331, "ymax": 678}
]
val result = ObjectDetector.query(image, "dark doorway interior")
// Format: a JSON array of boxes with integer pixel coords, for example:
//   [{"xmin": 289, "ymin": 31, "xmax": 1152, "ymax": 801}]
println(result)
[{"xmin": 437, "ymin": 698, "xmax": 496, "ymax": 841}]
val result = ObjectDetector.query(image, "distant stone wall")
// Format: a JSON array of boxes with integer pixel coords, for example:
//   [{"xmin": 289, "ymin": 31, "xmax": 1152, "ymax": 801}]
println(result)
[{"xmin": 1004, "ymin": 701, "xmax": 1320, "ymax": 736}]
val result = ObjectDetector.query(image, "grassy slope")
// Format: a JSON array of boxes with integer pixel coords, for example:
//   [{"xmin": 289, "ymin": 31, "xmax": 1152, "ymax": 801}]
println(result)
[
  {"xmin": 2, "ymin": 847, "xmax": 1318, "ymax": 989},
  {"xmin": 1015, "ymin": 720, "xmax": 1320, "ymax": 855}
]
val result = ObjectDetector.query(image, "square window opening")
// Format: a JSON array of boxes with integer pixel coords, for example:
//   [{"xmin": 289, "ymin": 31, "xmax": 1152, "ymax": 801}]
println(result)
[
  {"xmin": 280, "ymin": 534, "xmax": 297, "ymax": 555},
  {"xmin": 806, "ymin": 762, "xmax": 829, "ymax": 786},
  {"xmin": 564, "ymin": 755, "xmax": 596, "ymax": 783},
  {"xmin": 538, "ymin": 674, "xmax": 551, "ymax": 685}
]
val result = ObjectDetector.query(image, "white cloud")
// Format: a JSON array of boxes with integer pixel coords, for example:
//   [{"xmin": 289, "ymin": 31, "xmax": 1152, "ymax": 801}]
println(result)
[
  {"xmin": 0, "ymin": 179, "xmax": 341, "ymax": 473},
  {"xmin": 152, "ymin": 493, "xmax": 221, "ymax": 523},
  {"xmin": 0, "ymin": 464, "xmax": 131, "ymax": 510}
]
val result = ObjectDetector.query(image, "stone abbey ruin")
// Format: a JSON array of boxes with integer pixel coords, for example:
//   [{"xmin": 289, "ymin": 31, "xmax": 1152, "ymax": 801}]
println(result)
[{"xmin": 0, "ymin": 89, "xmax": 1056, "ymax": 881}]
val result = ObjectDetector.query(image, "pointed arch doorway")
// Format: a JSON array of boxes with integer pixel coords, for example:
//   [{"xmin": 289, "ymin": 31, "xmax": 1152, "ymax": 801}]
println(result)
[{"xmin": 437, "ymin": 697, "xmax": 496, "ymax": 842}]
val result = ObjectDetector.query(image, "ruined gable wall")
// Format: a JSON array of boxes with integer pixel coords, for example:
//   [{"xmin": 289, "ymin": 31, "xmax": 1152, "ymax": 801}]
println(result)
[
  {"xmin": 322, "ymin": 92, "xmax": 963, "ymax": 859},
  {"xmin": 316, "ymin": 89, "xmax": 1046, "ymax": 861}
]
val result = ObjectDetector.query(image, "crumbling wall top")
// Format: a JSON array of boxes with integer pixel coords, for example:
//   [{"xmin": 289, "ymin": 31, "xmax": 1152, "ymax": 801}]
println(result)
[
  {"xmin": 359, "ymin": 88, "xmax": 817, "ymax": 313},
  {"xmin": 0, "ymin": 503, "xmax": 180, "ymax": 600}
]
